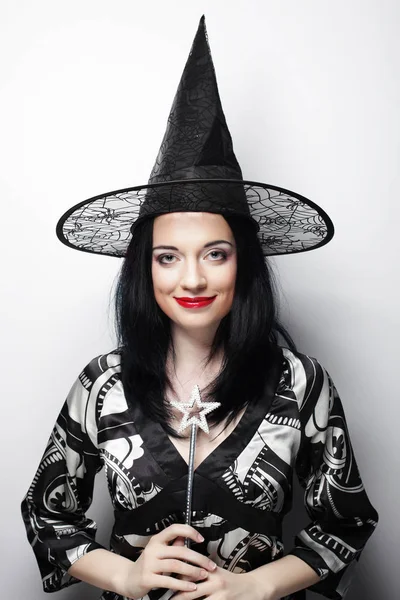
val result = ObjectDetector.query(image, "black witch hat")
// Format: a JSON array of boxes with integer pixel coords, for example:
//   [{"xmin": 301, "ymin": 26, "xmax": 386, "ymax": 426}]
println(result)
[{"xmin": 57, "ymin": 16, "xmax": 333, "ymax": 257}]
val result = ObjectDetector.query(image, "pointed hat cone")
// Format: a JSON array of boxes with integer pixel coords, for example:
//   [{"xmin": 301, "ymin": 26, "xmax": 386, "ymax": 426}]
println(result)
[{"xmin": 149, "ymin": 15, "xmax": 242, "ymax": 183}]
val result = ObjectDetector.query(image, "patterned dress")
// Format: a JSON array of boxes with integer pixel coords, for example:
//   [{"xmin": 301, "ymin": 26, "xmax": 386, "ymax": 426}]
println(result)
[{"xmin": 21, "ymin": 347, "xmax": 378, "ymax": 599}]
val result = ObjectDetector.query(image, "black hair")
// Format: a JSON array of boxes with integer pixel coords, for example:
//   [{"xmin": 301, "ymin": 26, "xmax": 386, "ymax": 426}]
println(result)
[{"xmin": 115, "ymin": 214, "xmax": 295, "ymax": 436}]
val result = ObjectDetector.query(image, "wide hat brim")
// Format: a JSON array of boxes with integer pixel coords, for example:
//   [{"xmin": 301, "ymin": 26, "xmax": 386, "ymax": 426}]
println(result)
[{"xmin": 56, "ymin": 179, "xmax": 334, "ymax": 257}]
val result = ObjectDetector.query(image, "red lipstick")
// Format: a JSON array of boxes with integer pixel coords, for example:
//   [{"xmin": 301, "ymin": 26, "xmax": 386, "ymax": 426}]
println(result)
[{"xmin": 174, "ymin": 296, "xmax": 217, "ymax": 309}]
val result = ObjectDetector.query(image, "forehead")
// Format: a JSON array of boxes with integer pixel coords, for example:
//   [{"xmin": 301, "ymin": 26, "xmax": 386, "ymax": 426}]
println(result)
[{"xmin": 152, "ymin": 212, "xmax": 234, "ymax": 243}]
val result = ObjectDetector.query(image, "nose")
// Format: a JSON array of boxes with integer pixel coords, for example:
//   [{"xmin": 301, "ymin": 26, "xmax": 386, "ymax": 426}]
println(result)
[{"xmin": 180, "ymin": 257, "xmax": 207, "ymax": 291}]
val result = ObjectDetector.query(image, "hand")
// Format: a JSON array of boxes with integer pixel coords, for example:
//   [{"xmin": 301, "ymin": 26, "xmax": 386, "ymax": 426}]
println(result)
[
  {"xmin": 122, "ymin": 524, "xmax": 217, "ymax": 599},
  {"xmin": 172, "ymin": 566, "xmax": 278, "ymax": 600}
]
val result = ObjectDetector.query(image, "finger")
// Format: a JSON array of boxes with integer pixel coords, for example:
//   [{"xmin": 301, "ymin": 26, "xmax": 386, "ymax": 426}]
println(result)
[
  {"xmin": 172, "ymin": 579, "xmax": 211, "ymax": 600},
  {"xmin": 151, "ymin": 574, "xmax": 198, "ymax": 593},
  {"xmin": 161, "ymin": 546, "xmax": 217, "ymax": 571},
  {"xmin": 172, "ymin": 536, "xmax": 186, "ymax": 547},
  {"xmin": 169, "ymin": 538, "xmax": 198, "ymax": 582},
  {"xmin": 160, "ymin": 559, "xmax": 208, "ymax": 581},
  {"xmin": 154, "ymin": 524, "xmax": 204, "ymax": 545}
]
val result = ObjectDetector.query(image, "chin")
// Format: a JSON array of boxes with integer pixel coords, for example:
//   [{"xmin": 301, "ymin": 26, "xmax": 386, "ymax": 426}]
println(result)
[{"xmin": 174, "ymin": 314, "xmax": 220, "ymax": 330}]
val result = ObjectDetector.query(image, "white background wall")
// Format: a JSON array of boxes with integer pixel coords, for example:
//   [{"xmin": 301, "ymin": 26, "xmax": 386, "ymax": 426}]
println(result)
[{"xmin": 1, "ymin": 1, "xmax": 398, "ymax": 598}]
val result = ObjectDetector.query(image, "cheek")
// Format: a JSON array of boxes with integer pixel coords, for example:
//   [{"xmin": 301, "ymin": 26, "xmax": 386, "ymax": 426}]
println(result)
[
  {"xmin": 151, "ymin": 265, "xmax": 184, "ymax": 320},
  {"xmin": 211, "ymin": 263, "xmax": 237, "ymax": 307},
  {"xmin": 152, "ymin": 264, "xmax": 177, "ymax": 294},
  {"xmin": 214, "ymin": 262, "xmax": 237, "ymax": 291}
]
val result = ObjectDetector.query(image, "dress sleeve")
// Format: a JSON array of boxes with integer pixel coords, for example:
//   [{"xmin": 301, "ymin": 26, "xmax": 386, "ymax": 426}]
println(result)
[
  {"xmin": 21, "ymin": 363, "xmax": 106, "ymax": 593},
  {"xmin": 287, "ymin": 355, "xmax": 378, "ymax": 599}
]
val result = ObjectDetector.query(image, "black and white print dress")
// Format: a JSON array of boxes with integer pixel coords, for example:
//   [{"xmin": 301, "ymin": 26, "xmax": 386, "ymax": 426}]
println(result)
[{"xmin": 21, "ymin": 348, "xmax": 378, "ymax": 599}]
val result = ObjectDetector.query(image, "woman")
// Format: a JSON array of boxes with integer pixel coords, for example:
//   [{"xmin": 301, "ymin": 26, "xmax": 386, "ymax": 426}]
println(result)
[{"xmin": 22, "ymin": 17, "xmax": 378, "ymax": 600}]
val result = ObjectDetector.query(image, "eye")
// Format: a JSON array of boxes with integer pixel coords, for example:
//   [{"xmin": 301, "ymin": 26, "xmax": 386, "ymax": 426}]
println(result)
[
  {"xmin": 157, "ymin": 254, "xmax": 177, "ymax": 265},
  {"xmin": 206, "ymin": 250, "xmax": 227, "ymax": 261}
]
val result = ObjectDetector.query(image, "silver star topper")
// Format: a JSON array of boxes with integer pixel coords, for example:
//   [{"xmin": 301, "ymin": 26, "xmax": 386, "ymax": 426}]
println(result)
[{"xmin": 170, "ymin": 385, "xmax": 221, "ymax": 434}]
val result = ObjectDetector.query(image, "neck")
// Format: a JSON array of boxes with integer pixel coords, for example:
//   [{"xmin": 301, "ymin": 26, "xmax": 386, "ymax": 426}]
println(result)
[
  {"xmin": 169, "ymin": 323, "xmax": 219, "ymax": 369},
  {"xmin": 167, "ymin": 323, "xmax": 223, "ymax": 414}
]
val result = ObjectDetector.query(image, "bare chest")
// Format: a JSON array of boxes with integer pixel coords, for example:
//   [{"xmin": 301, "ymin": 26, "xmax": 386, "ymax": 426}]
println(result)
[{"xmin": 167, "ymin": 409, "xmax": 245, "ymax": 469}]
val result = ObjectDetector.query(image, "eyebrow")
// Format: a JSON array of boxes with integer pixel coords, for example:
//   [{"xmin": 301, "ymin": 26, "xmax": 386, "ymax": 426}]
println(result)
[{"xmin": 152, "ymin": 240, "xmax": 234, "ymax": 251}]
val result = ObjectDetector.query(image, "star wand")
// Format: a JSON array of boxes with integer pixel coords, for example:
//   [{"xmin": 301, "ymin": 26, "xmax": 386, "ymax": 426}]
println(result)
[{"xmin": 170, "ymin": 385, "xmax": 220, "ymax": 548}]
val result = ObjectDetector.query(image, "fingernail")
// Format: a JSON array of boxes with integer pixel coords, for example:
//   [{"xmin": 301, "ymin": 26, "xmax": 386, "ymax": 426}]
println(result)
[
  {"xmin": 200, "ymin": 569, "xmax": 207, "ymax": 579},
  {"xmin": 197, "ymin": 533, "xmax": 204, "ymax": 542},
  {"xmin": 208, "ymin": 560, "xmax": 217, "ymax": 570},
  {"xmin": 188, "ymin": 583, "xmax": 197, "ymax": 591}
]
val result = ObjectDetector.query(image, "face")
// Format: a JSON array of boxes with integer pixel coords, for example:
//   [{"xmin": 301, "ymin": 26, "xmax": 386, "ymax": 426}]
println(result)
[{"xmin": 152, "ymin": 212, "xmax": 237, "ymax": 336}]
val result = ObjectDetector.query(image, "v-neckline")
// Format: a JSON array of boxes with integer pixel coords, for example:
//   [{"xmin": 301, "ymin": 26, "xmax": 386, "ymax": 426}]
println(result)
[
  {"xmin": 127, "ymin": 348, "xmax": 283, "ymax": 481},
  {"xmin": 166, "ymin": 408, "xmax": 247, "ymax": 471}
]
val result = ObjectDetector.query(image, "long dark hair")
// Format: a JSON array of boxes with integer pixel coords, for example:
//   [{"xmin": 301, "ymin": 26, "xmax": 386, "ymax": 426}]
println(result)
[{"xmin": 115, "ymin": 214, "xmax": 295, "ymax": 436}]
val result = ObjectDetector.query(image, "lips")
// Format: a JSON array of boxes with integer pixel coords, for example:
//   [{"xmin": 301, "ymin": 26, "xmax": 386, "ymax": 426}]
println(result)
[{"xmin": 174, "ymin": 296, "xmax": 217, "ymax": 309}]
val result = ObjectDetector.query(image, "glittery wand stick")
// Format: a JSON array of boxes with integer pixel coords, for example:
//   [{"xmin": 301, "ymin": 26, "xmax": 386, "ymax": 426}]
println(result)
[{"xmin": 170, "ymin": 385, "xmax": 220, "ymax": 548}]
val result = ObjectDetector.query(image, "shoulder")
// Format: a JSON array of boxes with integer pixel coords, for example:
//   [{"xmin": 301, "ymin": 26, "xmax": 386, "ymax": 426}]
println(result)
[
  {"xmin": 278, "ymin": 347, "xmax": 332, "ymax": 413},
  {"xmin": 67, "ymin": 350, "xmax": 121, "ymax": 413},
  {"xmin": 78, "ymin": 350, "xmax": 121, "ymax": 393},
  {"xmin": 65, "ymin": 350, "xmax": 123, "ymax": 430},
  {"xmin": 80, "ymin": 350, "xmax": 122, "ymax": 386},
  {"xmin": 80, "ymin": 349, "xmax": 123, "ymax": 406}
]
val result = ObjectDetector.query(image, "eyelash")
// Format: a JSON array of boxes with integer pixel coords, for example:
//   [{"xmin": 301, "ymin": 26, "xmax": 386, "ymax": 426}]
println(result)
[
  {"xmin": 157, "ymin": 254, "xmax": 176, "ymax": 265},
  {"xmin": 157, "ymin": 250, "xmax": 227, "ymax": 265}
]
